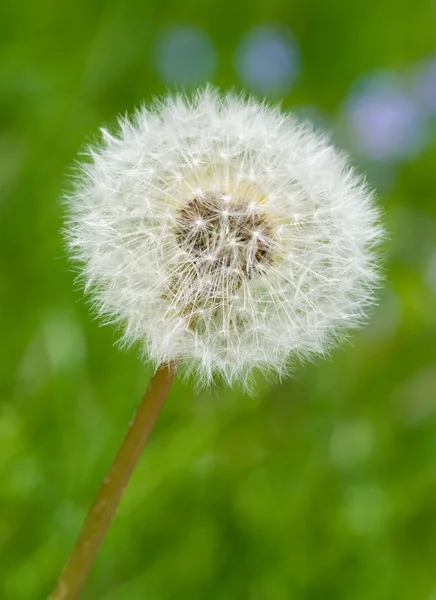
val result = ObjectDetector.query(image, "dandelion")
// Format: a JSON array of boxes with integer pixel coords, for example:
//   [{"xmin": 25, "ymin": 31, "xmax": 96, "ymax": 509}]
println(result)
[
  {"xmin": 50, "ymin": 88, "xmax": 383, "ymax": 600},
  {"xmin": 67, "ymin": 87, "xmax": 382, "ymax": 387}
]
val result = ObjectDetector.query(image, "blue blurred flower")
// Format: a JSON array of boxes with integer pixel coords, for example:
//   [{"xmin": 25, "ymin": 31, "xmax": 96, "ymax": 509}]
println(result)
[
  {"xmin": 234, "ymin": 25, "xmax": 299, "ymax": 96},
  {"xmin": 154, "ymin": 25, "xmax": 217, "ymax": 85}
]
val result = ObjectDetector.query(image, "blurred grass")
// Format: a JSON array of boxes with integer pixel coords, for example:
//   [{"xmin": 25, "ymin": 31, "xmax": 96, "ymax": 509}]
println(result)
[{"xmin": 1, "ymin": 0, "xmax": 436, "ymax": 598}]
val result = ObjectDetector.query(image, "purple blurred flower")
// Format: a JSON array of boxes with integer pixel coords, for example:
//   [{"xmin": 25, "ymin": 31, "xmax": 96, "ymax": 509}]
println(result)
[{"xmin": 343, "ymin": 72, "xmax": 427, "ymax": 161}]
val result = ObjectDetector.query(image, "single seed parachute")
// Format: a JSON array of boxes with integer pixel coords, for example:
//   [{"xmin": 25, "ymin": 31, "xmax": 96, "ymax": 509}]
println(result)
[{"xmin": 66, "ymin": 87, "xmax": 384, "ymax": 387}]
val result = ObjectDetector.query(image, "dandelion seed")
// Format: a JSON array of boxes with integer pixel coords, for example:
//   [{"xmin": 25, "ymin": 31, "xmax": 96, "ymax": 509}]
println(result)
[{"xmin": 66, "ymin": 87, "xmax": 383, "ymax": 388}]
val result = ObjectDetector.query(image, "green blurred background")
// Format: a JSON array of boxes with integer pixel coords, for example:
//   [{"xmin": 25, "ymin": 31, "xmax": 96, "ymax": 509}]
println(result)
[{"xmin": 1, "ymin": 0, "xmax": 436, "ymax": 598}]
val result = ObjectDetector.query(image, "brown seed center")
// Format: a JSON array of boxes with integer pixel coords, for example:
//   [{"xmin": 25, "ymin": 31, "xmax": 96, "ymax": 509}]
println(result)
[{"xmin": 174, "ymin": 193, "xmax": 274, "ymax": 279}]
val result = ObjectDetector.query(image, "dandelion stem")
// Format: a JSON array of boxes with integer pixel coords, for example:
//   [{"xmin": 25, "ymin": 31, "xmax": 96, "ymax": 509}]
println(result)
[{"xmin": 48, "ymin": 363, "xmax": 177, "ymax": 600}]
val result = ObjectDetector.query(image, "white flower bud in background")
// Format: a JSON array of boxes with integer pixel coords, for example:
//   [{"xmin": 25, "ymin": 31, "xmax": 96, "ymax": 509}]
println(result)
[{"xmin": 66, "ymin": 87, "xmax": 384, "ymax": 388}]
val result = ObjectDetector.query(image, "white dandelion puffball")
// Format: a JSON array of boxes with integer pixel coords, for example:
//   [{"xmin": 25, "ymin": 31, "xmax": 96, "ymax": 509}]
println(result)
[{"xmin": 67, "ymin": 88, "xmax": 383, "ymax": 386}]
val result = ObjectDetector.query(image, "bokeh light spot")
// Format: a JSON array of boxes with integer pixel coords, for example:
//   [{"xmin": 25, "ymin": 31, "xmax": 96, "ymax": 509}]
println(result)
[
  {"xmin": 412, "ymin": 57, "xmax": 436, "ymax": 114},
  {"xmin": 234, "ymin": 25, "xmax": 299, "ymax": 96},
  {"xmin": 343, "ymin": 484, "xmax": 390, "ymax": 535},
  {"xmin": 155, "ymin": 25, "xmax": 217, "ymax": 85},
  {"xmin": 329, "ymin": 419, "xmax": 374, "ymax": 469},
  {"xmin": 425, "ymin": 251, "xmax": 436, "ymax": 295}
]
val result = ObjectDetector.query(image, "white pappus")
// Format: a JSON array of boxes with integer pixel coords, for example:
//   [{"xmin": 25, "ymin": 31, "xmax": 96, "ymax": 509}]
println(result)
[{"xmin": 66, "ymin": 87, "xmax": 384, "ymax": 388}]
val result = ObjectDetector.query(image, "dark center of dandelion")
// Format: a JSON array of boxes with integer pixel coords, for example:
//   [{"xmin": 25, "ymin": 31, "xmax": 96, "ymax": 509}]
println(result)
[{"xmin": 175, "ymin": 193, "xmax": 274, "ymax": 282}]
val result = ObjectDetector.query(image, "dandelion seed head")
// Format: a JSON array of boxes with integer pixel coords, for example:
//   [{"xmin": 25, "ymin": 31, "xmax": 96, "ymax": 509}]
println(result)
[{"xmin": 66, "ymin": 87, "xmax": 384, "ymax": 388}]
